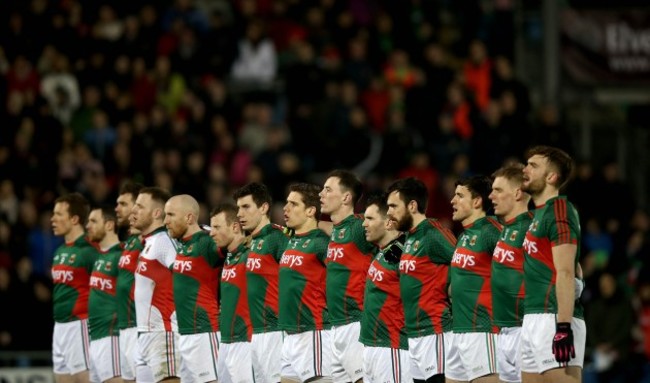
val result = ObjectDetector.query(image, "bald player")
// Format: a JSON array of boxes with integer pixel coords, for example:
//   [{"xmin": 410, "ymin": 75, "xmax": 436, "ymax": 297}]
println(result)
[{"xmin": 165, "ymin": 195, "xmax": 225, "ymax": 383}]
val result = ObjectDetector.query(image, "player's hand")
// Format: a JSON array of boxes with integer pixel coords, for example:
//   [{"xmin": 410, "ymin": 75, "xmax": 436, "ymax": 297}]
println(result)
[
  {"xmin": 552, "ymin": 322, "xmax": 575, "ymax": 363},
  {"xmin": 574, "ymin": 277, "xmax": 585, "ymax": 298}
]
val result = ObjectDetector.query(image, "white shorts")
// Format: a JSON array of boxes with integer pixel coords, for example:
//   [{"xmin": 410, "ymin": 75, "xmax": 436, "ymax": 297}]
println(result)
[
  {"xmin": 52, "ymin": 320, "xmax": 91, "ymax": 375},
  {"xmin": 331, "ymin": 322, "xmax": 364, "ymax": 383},
  {"xmin": 520, "ymin": 314, "xmax": 586, "ymax": 374},
  {"xmin": 89, "ymin": 336, "xmax": 121, "ymax": 382},
  {"xmin": 119, "ymin": 327, "xmax": 138, "ymax": 380},
  {"xmin": 408, "ymin": 332, "xmax": 446, "ymax": 379},
  {"xmin": 251, "ymin": 331, "xmax": 284, "ymax": 383},
  {"xmin": 281, "ymin": 330, "xmax": 332, "ymax": 381},
  {"xmin": 178, "ymin": 332, "xmax": 221, "ymax": 383},
  {"xmin": 219, "ymin": 342, "xmax": 254, "ymax": 383},
  {"xmin": 138, "ymin": 331, "xmax": 180, "ymax": 382},
  {"xmin": 363, "ymin": 346, "xmax": 412, "ymax": 383},
  {"xmin": 445, "ymin": 332, "xmax": 497, "ymax": 381},
  {"xmin": 497, "ymin": 327, "xmax": 522, "ymax": 383}
]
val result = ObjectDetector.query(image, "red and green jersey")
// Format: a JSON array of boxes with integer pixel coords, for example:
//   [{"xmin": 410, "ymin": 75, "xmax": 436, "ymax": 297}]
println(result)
[
  {"xmin": 52, "ymin": 235, "xmax": 97, "ymax": 323},
  {"xmin": 450, "ymin": 217, "xmax": 502, "ymax": 333},
  {"xmin": 523, "ymin": 196, "xmax": 583, "ymax": 318},
  {"xmin": 173, "ymin": 231, "xmax": 224, "ymax": 335},
  {"xmin": 399, "ymin": 219, "xmax": 456, "ymax": 337},
  {"xmin": 88, "ymin": 243, "xmax": 122, "ymax": 340},
  {"xmin": 117, "ymin": 234, "xmax": 143, "ymax": 329},
  {"xmin": 326, "ymin": 214, "xmax": 375, "ymax": 326},
  {"xmin": 491, "ymin": 212, "xmax": 532, "ymax": 327},
  {"xmin": 246, "ymin": 224, "xmax": 290, "ymax": 333},
  {"xmin": 279, "ymin": 229, "xmax": 330, "ymax": 333},
  {"xmin": 221, "ymin": 244, "xmax": 252, "ymax": 343},
  {"xmin": 360, "ymin": 235, "xmax": 408, "ymax": 350}
]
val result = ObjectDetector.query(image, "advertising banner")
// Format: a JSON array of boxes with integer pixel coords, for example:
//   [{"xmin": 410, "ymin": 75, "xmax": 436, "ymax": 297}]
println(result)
[{"xmin": 561, "ymin": 8, "xmax": 650, "ymax": 84}]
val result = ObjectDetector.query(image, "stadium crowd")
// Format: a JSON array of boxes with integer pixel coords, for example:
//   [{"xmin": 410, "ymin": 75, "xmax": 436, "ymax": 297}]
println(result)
[{"xmin": 0, "ymin": 0, "xmax": 649, "ymax": 382}]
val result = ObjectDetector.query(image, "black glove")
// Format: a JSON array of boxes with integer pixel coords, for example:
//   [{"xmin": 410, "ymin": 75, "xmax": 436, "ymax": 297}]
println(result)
[
  {"xmin": 383, "ymin": 234, "xmax": 406, "ymax": 264},
  {"xmin": 552, "ymin": 322, "xmax": 575, "ymax": 363}
]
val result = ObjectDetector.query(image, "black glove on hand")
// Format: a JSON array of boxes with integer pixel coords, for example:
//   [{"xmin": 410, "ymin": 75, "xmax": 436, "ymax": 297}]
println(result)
[
  {"xmin": 552, "ymin": 322, "xmax": 575, "ymax": 363},
  {"xmin": 383, "ymin": 234, "xmax": 406, "ymax": 264}
]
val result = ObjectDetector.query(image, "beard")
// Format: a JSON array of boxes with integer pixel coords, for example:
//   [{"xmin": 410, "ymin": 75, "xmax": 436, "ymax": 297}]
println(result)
[
  {"xmin": 395, "ymin": 211, "xmax": 414, "ymax": 232},
  {"xmin": 522, "ymin": 176, "xmax": 546, "ymax": 195}
]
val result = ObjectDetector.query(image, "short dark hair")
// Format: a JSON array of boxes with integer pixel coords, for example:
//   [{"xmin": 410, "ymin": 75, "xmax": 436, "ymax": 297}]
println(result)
[
  {"xmin": 455, "ymin": 175, "xmax": 493, "ymax": 212},
  {"xmin": 386, "ymin": 177, "xmax": 428, "ymax": 214},
  {"xmin": 93, "ymin": 205, "xmax": 117, "ymax": 224},
  {"xmin": 211, "ymin": 203, "xmax": 238, "ymax": 225},
  {"xmin": 288, "ymin": 183, "xmax": 322, "ymax": 216},
  {"xmin": 365, "ymin": 192, "xmax": 388, "ymax": 216},
  {"xmin": 327, "ymin": 169, "xmax": 363, "ymax": 205},
  {"xmin": 119, "ymin": 180, "xmax": 144, "ymax": 201},
  {"xmin": 139, "ymin": 186, "xmax": 171, "ymax": 206},
  {"xmin": 55, "ymin": 193, "xmax": 90, "ymax": 225},
  {"xmin": 525, "ymin": 145, "xmax": 574, "ymax": 190},
  {"xmin": 233, "ymin": 182, "xmax": 272, "ymax": 212}
]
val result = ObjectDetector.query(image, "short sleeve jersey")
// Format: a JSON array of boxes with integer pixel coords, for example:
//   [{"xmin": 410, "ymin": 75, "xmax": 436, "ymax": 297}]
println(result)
[
  {"xmin": 135, "ymin": 226, "xmax": 179, "ymax": 332},
  {"xmin": 360, "ymin": 235, "xmax": 408, "ymax": 350},
  {"xmin": 523, "ymin": 196, "xmax": 583, "ymax": 318},
  {"xmin": 326, "ymin": 214, "xmax": 375, "ymax": 326},
  {"xmin": 52, "ymin": 235, "xmax": 97, "ymax": 323},
  {"xmin": 173, "ymin": 230, "xmax": 224, "ymax": 335},
  {"xmin": 247, "ymin": 224, "xmax": 290, "ymax": 334},
  {"xmin": 450, "ymin": 217, "xmax": 502, "ymax": 333},
  {"xmin": 399, "ymin": 219, "xmax": 457, "ymax": 337},
  {"xmin": 220, "ymin": 243, "xmax": 252, "ymax": 343},
  {"xmin": 491, "ymin": 212, "xmax": 533, "ymax": 327},
  {"xmin": 279, "ymin": 229, "xmax": 330, "ymax": 333},
  {"xmin": 88, "ymin": 243, "xmax": 122, "ymax": 340},
  {"xmin": 117, "ymin": 234, "xmax": 143, "ymax": 329}
]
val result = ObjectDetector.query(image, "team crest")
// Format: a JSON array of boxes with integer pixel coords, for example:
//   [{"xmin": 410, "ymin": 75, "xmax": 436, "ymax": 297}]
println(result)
[
  {"xmin": 302, "ymin": 239, "xmax": 311, "ymax": 248},
  {"xmin": 413, "ymin": 241, "xmax": 420, "ymax": 251},
  {"xmin": 257, "ymin": 240, "xmax": 264, "ymax": 250},
  {"xmin": 69, "ymin": 254, "xmax": 76, "ymax": 263},
  {"xmin": 187, "ymin": 245, "xmax": 193, "ymax": 253},
  {"xmin": 509, "ymin": 230, "xmax": 518, "ymax": 241},
  {"xmin": 338, "ymin": 229, "xmax": 346, "ymax": 239},
  {"xmin": 530, "ymin": 220, "xmax": 539, "ymax": 231},
  {"xmin": 105, "ymin": 261, "xmax": 112, "ymax": 271},
  {"xmin": 470, "ymin": 235, "xmax": 477, "ymax": 246}
]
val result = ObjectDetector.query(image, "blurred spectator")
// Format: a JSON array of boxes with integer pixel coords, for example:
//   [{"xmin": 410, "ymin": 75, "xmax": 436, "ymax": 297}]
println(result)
[
  {"xmin": 40, "ymin": 52, "xmax": 81, "ymax": 126},
  {"xmin": 588, "ymin": 272, "xmax": 635, "ymax": 383},
  {"xmin": 231, "ymin": 18, "xmax": 277, "ymax": 87},
  {"xmin": 463, "ymin": 39, "xmax": 492, "ymax": 111}
]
